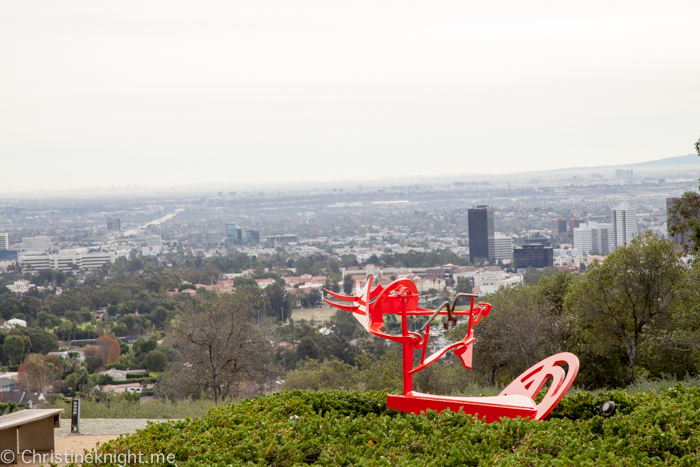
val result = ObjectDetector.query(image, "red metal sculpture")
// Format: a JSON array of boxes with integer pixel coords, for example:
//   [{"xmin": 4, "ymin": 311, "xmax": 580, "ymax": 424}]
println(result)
[{"xmin": 325, "ymin": 277, "xmax": 578, "ymax": 423}]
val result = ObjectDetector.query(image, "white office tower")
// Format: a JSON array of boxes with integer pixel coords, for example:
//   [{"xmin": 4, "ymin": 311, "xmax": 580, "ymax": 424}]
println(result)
[
  {"xmin": 574, "ymin": 222, "xmax": 613, "ymax": 255},
  {"xmin": 145, "ymin": 235, "xmax": 163, "ymax": 247},
  {"xmin": 20, "ymin": 236, "xmax": 51, "ymax": 253},
  {"xmin": 0, "ymin": 233, "xmax": 8, "ymax": 250},
  {"xmin": 494, "ymin": 233, "xmax": 513, "ymax": 260},
  {"xmin": 612, "ymin": 202, "xmax": 638, "ymax": 249}
]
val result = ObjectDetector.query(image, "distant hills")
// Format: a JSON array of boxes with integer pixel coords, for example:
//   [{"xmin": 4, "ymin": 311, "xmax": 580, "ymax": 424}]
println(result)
[{"xmin": 479, "ymin": 154, "xmax": 699, "ymax": 182}]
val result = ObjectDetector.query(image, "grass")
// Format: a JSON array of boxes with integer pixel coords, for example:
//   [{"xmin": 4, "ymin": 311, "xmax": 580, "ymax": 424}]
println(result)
[
  {"xmin": 49, "ymin": 397, "xmax": 218, "ymax": 419},
  {"xmin": 290, "ymin": 308, "xmax": 336, "ymax": 323}
]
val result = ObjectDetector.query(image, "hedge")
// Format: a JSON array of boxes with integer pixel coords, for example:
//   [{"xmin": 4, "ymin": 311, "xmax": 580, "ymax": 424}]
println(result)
[
  {"xmin": 0, "ymin": 402, "xmax": 29, "ymax": 416},
  {"xmin": 77, "ymin": 386, "xmax": 700, "ymax": 466}
]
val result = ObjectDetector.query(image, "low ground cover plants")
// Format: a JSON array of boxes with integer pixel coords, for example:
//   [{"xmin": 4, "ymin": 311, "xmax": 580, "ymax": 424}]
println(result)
[{"xmin": 78, "ymin": 386, "xmax": 700, "ymax": 466}]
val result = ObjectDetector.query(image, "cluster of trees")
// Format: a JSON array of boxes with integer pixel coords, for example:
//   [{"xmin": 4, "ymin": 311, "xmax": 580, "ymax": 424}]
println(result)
[{"xmin": 284, "ymin": 233, "xmax": 700, "ymax": 392}]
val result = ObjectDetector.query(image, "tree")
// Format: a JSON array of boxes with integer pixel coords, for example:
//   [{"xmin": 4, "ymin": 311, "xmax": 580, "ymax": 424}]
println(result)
[
  {"xmin": 164, "ymin": 293, "xmax": 270, "ymax": 404},
  {"xmin": 264, "ymin": 282, "xmax": 293, "ymax": 323},
  {"xmin": 343, "ymin": 275, "xmax": 354, "ymax": 295},
  {"xmin": 0, "ymin": 298, "xmax": 21, "ymax": 320},
  {"xmin": 667, "ymin": 192, "xmax": 700, "ymax": 254},
  {"xmin": 329, "ymin": 309, "xmax": 362, "ymax": 339},
  {"xmin": 2, "ymin": 335, "xmax": 30, "ymax": 366},
  {"xmin": 452, "ymin": 284, "xmax": 568, "ymax": 386},
  {"xmin": 11, "ymin": 327, "xmax": 58, "ymax": 354},
  {"xmin": 96, "ymin": 336, "xmax": 121, "ymax": 365},
  {"xmin": 455, "ymin": 277, "xmax": 472, "ymax": 294},
  {"xmin": 307, "ymin": 289, "xmax": 322, "ymax": 308},
  {"xmin": 150, "ymin": 306, "xmax": 169, "ymax": 329},
  {"xmin": 144, "ymin": 350, "xmax": 167, "ymax": 372},
  {"xmin": 566, "ymin": 232, "xmax": 685, "ymax": 386},
  {"xmin": 523, "ymin": 267, "xmax": 543, "ymax": 285},
  {"xmin": 22, "ymin": 354, "xmax": 51, "ymax": 393}
]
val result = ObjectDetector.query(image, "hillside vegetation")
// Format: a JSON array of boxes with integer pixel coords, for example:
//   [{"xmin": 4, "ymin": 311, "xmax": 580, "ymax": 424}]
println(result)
[{"xmin": 79, "ymin": 387, "xmax": 700, "ymax": 466}]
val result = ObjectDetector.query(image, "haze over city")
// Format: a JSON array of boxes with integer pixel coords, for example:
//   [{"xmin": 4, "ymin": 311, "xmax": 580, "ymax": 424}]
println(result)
[{"xmin": 2, "ymin": 1, "xmax": 699, "ymax": 192}]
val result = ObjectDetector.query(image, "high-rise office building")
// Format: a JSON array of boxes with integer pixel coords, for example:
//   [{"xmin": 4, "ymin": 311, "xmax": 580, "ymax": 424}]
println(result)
[
  {"xmin": 612, "ymin": 202, "xmax": 637, "ymax": 249},
  {"xmin": 0, "ymin": 233, "xmax": 8, "ymax": 250},
  {"xmin": 569, "ymin": 218, "xmax": 585, "ymax": 234},
  {"xmin": 107, "ymin": 218, "xmax": 121, "ymax": 231},
  {"xmin": 574, "ymin": 222, "xmax": 613, "ymax": 255},
  {"xmin": 494, "ymin": 233, "xmax": 513, "ymax": 261},
  {"xmin": 226, "ymin": 223, "xmax": 243, "ymax": 246},
  {"xmin": 513, "ymin": 241, "xmax": 553, "ymax": 269},
  {"xmin": 468, "ymin": 205, "xmax": 495, "ymax": 262},
  {"xmin": 615, "ymin": 169, "xmax": 633, "ymax": 180},
  {"xmin": 550, "ymin": 218, "xmax": 568, "ymax": 236}
]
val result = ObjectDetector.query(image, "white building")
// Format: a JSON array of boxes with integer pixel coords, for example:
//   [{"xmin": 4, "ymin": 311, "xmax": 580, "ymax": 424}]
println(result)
[
  {"xmin": 141, "ymin": 245, "xmax": 162, "ymax": 256},
  {"xmin": 574, "ymin": 222, "xmax": 613, "ymax": 255},
  {"xmin": 0, "ymin": 233, "xmax": 8, "ymax": 250},
  {"xmin": 8, "ymin": 280, "xmax": 32, "ymax": 293},
  {"xmin": 20, "ymin": 236, "xmax": 51, "ymax": 253},
  {"xmin": 19, "ymin": 250, "xmax": 115, "ymax": 272},
  {"xmin": 145, "ymin": 235, "xmax": 163, "ymax": 247},
  {"xmin": 453, "ymin": 267, "xmax": 522, "ymax": 296},
  {"xmin": 612, "ymin": 202, "xmax": 638, "ymax": 249},
  {"xmin": 413, "ymin": 277, "xmax": 446, "ymax": 292},
  {"xmin": 494, "ymin": 233, "xmax": 513, "ymax": 261},
  {"xmin": 554, "ymin": 248, "xmax": 584, "ymax": 257},
  {"xmin": 2, "ymin": 318, "xmax": 27, "ymax": 330}
]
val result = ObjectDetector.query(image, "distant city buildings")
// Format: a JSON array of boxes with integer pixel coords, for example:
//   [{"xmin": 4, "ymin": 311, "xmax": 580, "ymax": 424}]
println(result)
[
  {"xmin": 226, "ymin": 223, "xmax": 242, "ymax": 246},
  {"xmin": 266, "ymin": 234, "xmax": 299, "ymax": 245},
  {"xmin": 20, "ymin": 236, "xmax": 51, "ymax": 253},
  {"xmin": 188, "ymin": 232, "xmax": 222, "ymax": 247},
  {"xmin": 468, "ymin": 205, "xmax": 495, "ymax": 263},
  {"xmin": 615, "ymin": 169, "xmax": 634, "ymax": 180},
  {"xmin": 573, "ymin": 222, "xmax": 613, "ymax": 255},
  {"xmin": 106, "ymin": 218, "xmax": 121, "ymax": 231},
  {"xmin": 145, "ymin": 235, "xmax": 162, "ymax": 247},
  {"xmin": 0, "ymin": 233, "xmax": 8, "ymax": 250},
  {"xmin": 550, "ymin": 218, "xmax": 567, "ymax": 236},
  {"xmin": 18, "ymin": 250, "xmax": 115, "ymax": 272},
  {"xmin": 494, "ymin": 233, "xmax": 513, "ymax": 261},
  {"xmin": 0, "ymin": 250, "xmax": 17, "ymax": 262},
  {"xmin": 569, "ymin": 218, "xmax": 585, "ymax": 235},
  {"xmin": 513, "ymin": 240, "xmax": 553, "ymax": 270},
  {"xmin": 611, "ymin": 202, "xmax": 638, "ymax": 248}
]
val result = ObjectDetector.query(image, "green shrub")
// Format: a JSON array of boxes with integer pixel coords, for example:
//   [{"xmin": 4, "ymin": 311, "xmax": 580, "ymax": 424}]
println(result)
[
  {"xmin": 0, "ymin": 402, "xmax": 29, "ymax": 416},
  {"xmin": 77, "ymin": 386, "xmax": 700, "ymax": 466}
]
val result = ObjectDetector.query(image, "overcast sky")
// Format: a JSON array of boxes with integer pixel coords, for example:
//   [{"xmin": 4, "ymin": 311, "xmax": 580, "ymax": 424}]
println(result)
[{"xmin": 1, "ymin": 1, "xmax": 699, "ymax": 191}]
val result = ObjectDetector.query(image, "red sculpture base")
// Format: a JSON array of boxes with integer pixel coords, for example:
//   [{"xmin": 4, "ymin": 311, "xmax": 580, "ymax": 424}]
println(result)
[
  {"xmin": 387, "ymin": 392, "xmax": 537, "ymax": 423},
  {"xmin": 387, "ymin": 353, "xmax": 580, "ymax": 423}
]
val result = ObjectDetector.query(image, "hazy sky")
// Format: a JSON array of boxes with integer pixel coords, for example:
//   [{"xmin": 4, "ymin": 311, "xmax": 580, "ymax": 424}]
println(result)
[{"xmin": 1, "ymin": 1, "xmax": 699, "ymax": 191}]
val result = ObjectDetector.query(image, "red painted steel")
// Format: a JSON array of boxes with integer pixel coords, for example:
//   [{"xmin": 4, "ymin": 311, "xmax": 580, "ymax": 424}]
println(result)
[{"xmin": 324, "ymin": 278, "xmax": 578, "ymax": 422}]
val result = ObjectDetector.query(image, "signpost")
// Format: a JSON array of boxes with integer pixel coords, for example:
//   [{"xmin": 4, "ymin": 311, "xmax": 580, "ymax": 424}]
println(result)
[{"xmin": 71, "ymin": 398, "xmax": 80, "ymax": 434}]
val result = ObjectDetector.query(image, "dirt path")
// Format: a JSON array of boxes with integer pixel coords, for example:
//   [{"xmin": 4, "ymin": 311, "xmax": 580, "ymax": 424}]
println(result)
[
  {"xmin": 10, "ymin": 419, "xmax": 175, "ymax": 466},
  {"xmin": 15, "ymin": 435, "xmax": 120, "ymax": 467}
]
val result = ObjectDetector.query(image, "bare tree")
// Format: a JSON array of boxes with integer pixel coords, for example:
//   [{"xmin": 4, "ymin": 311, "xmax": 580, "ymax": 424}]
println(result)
[{"xmin": 163, "ymin": 294, "xmax": 271, "ymax": 404}]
